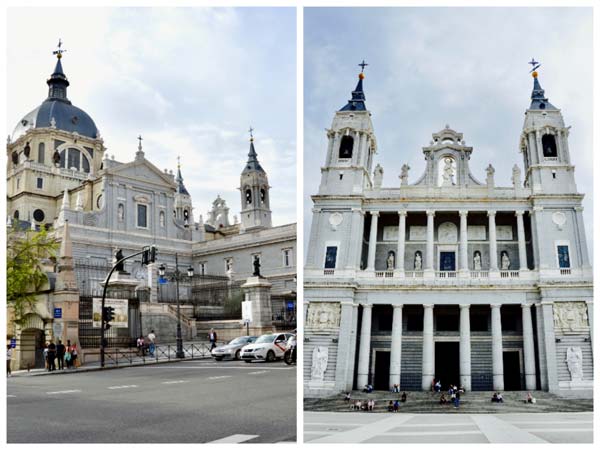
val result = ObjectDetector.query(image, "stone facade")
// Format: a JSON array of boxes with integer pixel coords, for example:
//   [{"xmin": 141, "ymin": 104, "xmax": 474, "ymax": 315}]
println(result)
[
  {"xmin": 6, "ymin": 52, "xmax": 296, "ymax": 369},
  {"xmin": 304, "ymin": 69, "xmax": 593, "ymax": 398}
]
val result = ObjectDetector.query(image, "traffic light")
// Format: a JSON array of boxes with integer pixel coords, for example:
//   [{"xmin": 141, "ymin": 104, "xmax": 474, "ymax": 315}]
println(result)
[
  {"xmin": 149, "ymin": 245, "xmax": 157, "ymax": 263},
  {"xmin": 141, "ymin": 245, "xmax": 157, "ymax": 265},
  {"xmin": 142, "ymin": 247, "xmax": 149, "ymax": 265},
  {"xmin": 103, "ymin": 306, "xmax": 115, "ymax": 330}
]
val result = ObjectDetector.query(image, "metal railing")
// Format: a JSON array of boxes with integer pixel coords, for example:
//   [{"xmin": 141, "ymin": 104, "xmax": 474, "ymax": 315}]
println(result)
[{"xmin": 101, "ymin": 342, "xmax": 215, "ymax": 367}]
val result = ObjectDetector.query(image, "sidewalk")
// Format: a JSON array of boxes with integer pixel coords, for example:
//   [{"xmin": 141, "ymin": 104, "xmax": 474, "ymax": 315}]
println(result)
[{"xmin": 9, "ymin": 340, "xmax": 220, "ymax": 378}]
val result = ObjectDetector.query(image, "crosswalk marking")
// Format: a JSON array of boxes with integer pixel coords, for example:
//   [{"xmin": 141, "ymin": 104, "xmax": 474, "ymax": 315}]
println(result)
[
  {"xmin": 209, "ymin": 434, "xmax": 259, "ymax": 443},
  {"xmin": 46, "ymin": 390, "xmax": 82, "ymax": 395},
  {"xmin": 208, "ymin": 375, "xmax": 232, "ymax": 380},
  {"xmin": 248, "ymin": 371, "xmax": 268, "ymax": 375},
  {"xmin": 7, "ymin": 394, "xmax": 16, "ymax": 398},
  {"xmin": 162, "ymin": 380, "xmax": 189, "ymax": 384},
  {"xmin": 107, "ymin": 385, "xmax": 138, "ymax": 390}
]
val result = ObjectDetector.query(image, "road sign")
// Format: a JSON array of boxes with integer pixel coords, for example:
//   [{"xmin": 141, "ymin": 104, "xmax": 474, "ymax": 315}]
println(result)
[
  {"xmin": 286, "ymin": 301, "xmax": 294, "ymax": 312},
  {"xmin": 53, "ymin": 307, "xmax": 62, "ymax": 319},
  {"xmin": 159, "ymin": 277, "xmax": 168, "ymax": 285},
  {"xmin": 242, "ymin": 300, "xmax": 252, "ymax": 322},
  {"xmin": 10, "ymin": 338, "xmax": 16, "ymax": 348}
]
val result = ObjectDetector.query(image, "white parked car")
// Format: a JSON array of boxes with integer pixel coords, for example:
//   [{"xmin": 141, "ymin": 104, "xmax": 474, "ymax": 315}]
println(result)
[{"xmin": 240, "ymin": 332, "xmax": 294, "ymax": 363}]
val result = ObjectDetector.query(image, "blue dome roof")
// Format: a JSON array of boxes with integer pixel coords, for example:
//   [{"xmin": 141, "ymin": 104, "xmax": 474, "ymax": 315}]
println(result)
[
  {"xmin": 12, "ymin": 55, "xmax": 99, "ymax": 141},
  {"xmin": 12, "ymin": 99, "xmax": 99, "ymax": 141}
]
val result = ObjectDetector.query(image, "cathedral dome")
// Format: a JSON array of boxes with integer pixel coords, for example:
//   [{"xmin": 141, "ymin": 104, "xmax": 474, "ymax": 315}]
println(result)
[
  {"xmin": 12, "ymin": 47, "xmax": 99, "ymax": 141},
  {"xmin": 12, "ymin": 100, "xmax": 99, "ymax": 141}
]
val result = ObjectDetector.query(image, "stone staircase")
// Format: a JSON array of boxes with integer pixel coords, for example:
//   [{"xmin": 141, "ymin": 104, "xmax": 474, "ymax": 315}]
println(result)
[{"xmin": 304, "ymin": 390, "xmax": 593, "ymax": 414}]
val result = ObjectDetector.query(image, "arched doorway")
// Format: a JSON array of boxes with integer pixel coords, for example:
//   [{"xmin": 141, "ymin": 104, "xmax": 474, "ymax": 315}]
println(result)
[{"xmin": 18, "ymin": 314, "xmax": 47, "ymax": 369}]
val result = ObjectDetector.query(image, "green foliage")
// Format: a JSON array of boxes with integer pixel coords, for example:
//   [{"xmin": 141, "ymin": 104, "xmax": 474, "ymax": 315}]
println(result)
[
  {"xmin": 224, "ymin": 289, "xmax": 244, "ymax": 316},
  {"xmin": 6, "ymin": 227, "xmax": 59, "ymax": 324}
]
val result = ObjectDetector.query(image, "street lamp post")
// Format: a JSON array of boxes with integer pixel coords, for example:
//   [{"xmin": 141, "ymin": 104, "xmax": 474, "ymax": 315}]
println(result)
[{"xmin": 158, "ymin": 255, "xmax": 193, "ymax": 359}]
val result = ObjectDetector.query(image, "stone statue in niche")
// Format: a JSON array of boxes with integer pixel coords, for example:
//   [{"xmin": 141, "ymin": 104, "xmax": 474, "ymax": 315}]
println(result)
[
  {"xmin": 159, "ymin": 211, "xmax": 165, "ymax": 227},
  {"xmin": 311, "ymin": 346, "xmax": 329, "ymax": 381},
  {"xmin": 473, "ymin": 251, "xmax": 482, "ymax": 270},
  {"xmin": 306, "ymin": 302, "xmax": 341, "ymax": 329},
  {"xmin": 554, "ymin": 302, "xmax": 589, "ymax": 332},
  {"xmin": 414, "ymin": 251, "xmax": 422, "ymax": 270},
  {"xmin": 117, "ymin": 204, "xmax": 124, "ymax": 222},
  {"xmin": 566, "ymin": 346, "xmax": 584, "ymax": 381},
  {"xmin": 501, "ymin": 251, "xmax": 511, "ymax": 270},
  {"xmin": 386, "ymin": 251, "xmax": 395, "ymax": 270},
  {"xmin": 441, "ymin": 157, "xmax": 455, "ymax": 186},
  {"xmin": 400, "ymin": 164, "xmax": 410, "ymax": 186}
]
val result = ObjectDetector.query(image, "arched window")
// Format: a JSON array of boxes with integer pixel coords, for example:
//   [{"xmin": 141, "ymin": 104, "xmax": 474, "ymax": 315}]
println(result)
[
  {"xmin": 338, "ymin": 135, "xmax": 354, "ymax": 159},
  {"xmin": 13, "ymin": 210, "xmax": 19, "ymax": 220},
  {"xmin": 38, "ymin": 143, "xmax": 45, "ymax": 164},
  {"xmin": 245, "ymin": 188, "xmax": 252, "ymax": 205},
  {"xmin": 59, "ymin": 148, "xmax": 91, "ymax": 173},
  {"xmin": 260, "ymin": 188, "xmax": 267, "ymax": 205},
  {"xmin": 542, "ymin": 134, "xmax": 557, "ymax": 158}
]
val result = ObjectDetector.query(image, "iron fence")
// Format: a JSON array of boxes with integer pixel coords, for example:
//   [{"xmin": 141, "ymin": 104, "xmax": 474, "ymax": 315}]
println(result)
[{"xmin": 102, "ymin": 342, "xmax": 215, "ymax": 367}]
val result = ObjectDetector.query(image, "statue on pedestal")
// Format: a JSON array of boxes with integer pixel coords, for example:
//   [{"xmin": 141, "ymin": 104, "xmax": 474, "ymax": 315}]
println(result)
[
  {"xmin": 501, "ymin": 251, "xmax": 511, "ymax": 270},
  {"xmin": 473, "ymin": 251, "xmax": 482, "ymax": 270},
  {"xmin": 414, "ymin": 251, "xmax": 422, "ymax": 270},
  {"xmin": 386, "ymin": 251, "xmax": 395, "ymax": 270}
]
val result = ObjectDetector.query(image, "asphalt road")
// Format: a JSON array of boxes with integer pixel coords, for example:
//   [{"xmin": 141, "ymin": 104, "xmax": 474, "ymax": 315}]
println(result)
[
  {"xmin": 7, "ymin": 359, "xmax": 296, "ymax": 443},
  {"xmin": 304, "ymin": 411, "xmax": 593, "ymax": 443}
]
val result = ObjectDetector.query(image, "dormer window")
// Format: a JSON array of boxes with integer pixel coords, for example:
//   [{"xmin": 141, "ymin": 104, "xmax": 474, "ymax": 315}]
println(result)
[
  {"xmin": 338, "ymin": 135, "xmax": 354, "ymax": 159},
  {"xmin": 542, "ymin": 134, "xmax": 557, "ymax": 158}
]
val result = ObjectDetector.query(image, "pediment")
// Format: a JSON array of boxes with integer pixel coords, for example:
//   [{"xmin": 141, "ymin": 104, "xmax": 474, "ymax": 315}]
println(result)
[{"xmin": 108, "ymin": 159, "xmax": 175, "ymax": 188}]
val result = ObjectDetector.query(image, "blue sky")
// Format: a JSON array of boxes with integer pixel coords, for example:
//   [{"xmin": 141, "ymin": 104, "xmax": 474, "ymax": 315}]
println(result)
[
  {"xmin": 304, "ymin": 7, "xmax": 593, "ymax": 257},
  {"xmin": 7, "ymin": 7, "xmax": 297, "ymax": 226}
]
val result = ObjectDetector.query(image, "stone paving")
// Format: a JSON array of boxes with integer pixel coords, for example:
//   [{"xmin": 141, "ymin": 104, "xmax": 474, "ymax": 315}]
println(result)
[{"xmin": 304, "ymin": 411, "xmax": 593, "ymax": 443}]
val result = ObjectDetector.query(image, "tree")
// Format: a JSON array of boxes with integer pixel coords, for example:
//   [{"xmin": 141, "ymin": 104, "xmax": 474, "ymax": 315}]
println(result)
[{"xmin": 7, "ymin": 227, "xmax": 59, "ymax": 324}]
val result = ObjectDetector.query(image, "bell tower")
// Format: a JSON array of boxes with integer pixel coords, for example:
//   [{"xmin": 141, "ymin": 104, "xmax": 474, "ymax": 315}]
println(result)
[
  {"xmin": 519, "ymin": 61, "xmax": 577, "ymax": 194},
  {"xmin": 318, "ymin": 62, "xmax": 377, "ymax": 195},
  {"xmin": 240, "ymin": 129, "xmax": 272, "ymax": 232}
]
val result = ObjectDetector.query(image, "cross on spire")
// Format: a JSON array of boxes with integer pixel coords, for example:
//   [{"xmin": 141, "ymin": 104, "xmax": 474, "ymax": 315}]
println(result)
[
  {"xmin": 53, "ymin": 39, "xmax": 66, "ymax": 59},
  {"xmin": 358, "ymin": 59, "xmax": 369, "ymax": 73},
  {"xmin": 528, "ymin": 58, "xmax": 541, "ymax": 73},
  {"xmin": 137, "ymin": 134, "xmax": 143, "ymax": 150},
  {"xmin": 248, "ymin": 126, "xmax": 254, "ymax": 141},
  {"xmin": 177, "ymin": 155, "xmax": 181, "ymax": 168}
]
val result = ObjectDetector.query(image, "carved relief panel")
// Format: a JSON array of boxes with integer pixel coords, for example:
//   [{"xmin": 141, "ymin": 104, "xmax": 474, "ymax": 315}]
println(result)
[{"xmin": 306, "ymin": 302, "xmax": 341, "ymax": 329}]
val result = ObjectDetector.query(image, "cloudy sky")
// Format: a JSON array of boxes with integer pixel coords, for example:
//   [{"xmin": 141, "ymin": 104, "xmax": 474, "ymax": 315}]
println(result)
[
  {"xmin": 304, "ymin": 7, "xmax": 593, "ymax": 257},
  {"xmin": 7, "ymin": 7, "xmax": 296, "ymax": 226}
]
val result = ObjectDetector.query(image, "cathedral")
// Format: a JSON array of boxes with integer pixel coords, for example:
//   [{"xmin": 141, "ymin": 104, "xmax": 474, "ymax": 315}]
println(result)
[
  {"xmin": 304, "ymin": 65, "xmax": 593, "ymax": 397},
  {"xmin": 6, "ymin": 48, "xmax": 296, "ymax": 369}
]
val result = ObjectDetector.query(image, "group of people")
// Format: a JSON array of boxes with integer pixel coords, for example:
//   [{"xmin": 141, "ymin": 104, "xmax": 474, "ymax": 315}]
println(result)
[
  {"xmin": 351, "ymin": 399, "xmax": 375, "ymax": 411},
  {"xmin": 387, "ymin": 400, "xmax": 402, "ymax": 412},
  {"xmin": 44, "ymin": 340, "xmax": 79, "ymax": 371},
  {"xmin": 445, "ymin": 384, "xmax": 464, "ymax": 408},
  {"xmin": 136, "ymin": 330, "xmax": 157, "ymax": 357},
  {"xmin": 491, "ymin": 392, "xmax": 504, "ymax": 403}
]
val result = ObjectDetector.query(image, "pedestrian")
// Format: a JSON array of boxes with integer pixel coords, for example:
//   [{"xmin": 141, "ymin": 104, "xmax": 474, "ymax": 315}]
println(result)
[
  {"xmin": 65, "ymin": 340, "xmax": 72, "ymax": 369},
  {"xmin": 43, "ymin": 342, "xmax": 49, "ymax": 370},
  {"xmin": 47, "ymin": 341, "xmax": 57, "ymax": 372},
  {"xmin": 455, "ymin": 389, "xmax": 461, "ymax": 408},
  {"xmin": 70, "ymin": 342, "xmax": 79, "ymax": 369},
  {"xmin": 434, "ymin": 380, "xmax": 442, "ymax": 392},
  {"xmin": 388, "ymin": 400, "xmax": 394, "ymax": 412},
  {"xmin": 137, "ymin": 335, "xmax": 145, "ymax": 356},
  {"xmin": 440, "ymin": 393, "xmax": 447, "ymax": 405},
  {"xmin": 56, "ymin": 340, "xmax": 66, "ymax": 370},
  {"xmin": 7, "ymin": 345, "xmax": 13, "ymax": 376},
  {"xmin": 147, "ymin": 330, "xmax": 156, "ymax": 356},
  {"xmin": 401, "ymin": 391, "xmax": 407, "ymax": 403},
  {"xmin": 344, "ymin": 392, "xmax": 351, "ymax": 403},
  {"xmin": 208, "ymin": 328, "xmax": 217, "ymax": 351},
  {"xmin": 497, "ymin": 392, "xmax": 504, "ymax": 403},
  {"xmin": 393, "ymin": 400, "xmax": 399, "ymax": 412}
]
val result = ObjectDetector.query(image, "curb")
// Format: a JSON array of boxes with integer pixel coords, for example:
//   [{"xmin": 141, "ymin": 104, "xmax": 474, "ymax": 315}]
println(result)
[{"xmin": 10, "ymin": 355, "xmax": 212, "ymax": 378}]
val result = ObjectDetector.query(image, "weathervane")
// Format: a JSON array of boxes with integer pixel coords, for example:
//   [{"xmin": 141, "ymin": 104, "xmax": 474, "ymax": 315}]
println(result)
[
  {"xmin": 528, "ymin": 58, "xmax": 541, "ymax": 73},
  {"xmin": 53, "ymin": 39, "xmax": 66, "ymax": 59},
  {"xmin": 248, "ymin": 126, "xmax": 254, "ymax": 141},
  {"xmin": 358, "ymin": 59, "xmax": 369, "ymax": 73}
]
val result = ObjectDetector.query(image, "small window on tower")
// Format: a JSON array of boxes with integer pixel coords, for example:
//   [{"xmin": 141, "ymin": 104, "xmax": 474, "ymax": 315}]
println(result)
[
  {"xmin": 36, "ymin": 178, "xmax": 43, "ymax": 189},
  {"xmin": 557, "ymin": 245, "xmax": 570, "ymax": 268},
  {"xmin": 324, "ymin": 246, "xmax": 338, "ymax": 269},
  {"xmin": 38, "ymin": 143, "xmax": 45, "ymax": 164},
  {"xmin": 542, "ymin": 134, "xmax": 557, "ymax": 158},
  {"xmin": 260, "ymin": 188, "xmax": 266, "ymax": 204},
  {"xmin": 338, "ymin": 135, "xmax": 354, "ymax": 159},
  {"xmin": 245, "ymin": 189, "xmax": 252, "ymax": 205}
]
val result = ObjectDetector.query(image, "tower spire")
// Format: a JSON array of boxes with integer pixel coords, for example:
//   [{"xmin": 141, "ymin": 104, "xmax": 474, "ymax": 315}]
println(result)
[
  {"xmin": 47, "ymin": 39, "xmax": 70, "ymax": 102},
  {"xmin": 175, "ymin": 156, "xmax": 189, "ymax": 195},
  {"xmin": 340, "ymin": 60, "xmax": 368, "ymax": 112},
  {"xmin": 528, "ymin": 59, "xmax": 556, "ymax": 110},
  {"xmin": 243, "ymin": 128, "xmax": 264, "ymax": 173}
]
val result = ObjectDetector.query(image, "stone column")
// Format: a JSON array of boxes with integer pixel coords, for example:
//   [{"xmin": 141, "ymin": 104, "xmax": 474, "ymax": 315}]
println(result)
[
  {"xmin": 367, "ymin": 212, "xmax": 379, "ymax": 270},
  {"xmin": 586, "ymin": 301, "xmax": 593, "ymax": 351},
  {"xmin": 356, "ymin": 304, "xmax": 373, "ymax": 388},
  {"xmin": 542, "ymin": 302, "xmax": 558, "ymax": 392},
  {"xmin": 521, "ymin": 303, "xmax": 537, "ymax": 390},
  {"xmin": 491, "ymin": 304, "xmax": 504, "ymax": 391},
  {"xmin": 574, "ymin": 206, "xmax": 591, "ymax": 268},
  {"xmin": 488, "ymin": 211, "xmax": 498, "ymax": 271},
  {"xmin": 328, "ymin": 132, "xmax": 340, "ymax": 166},
  {"xmin": 459, "ymin": 304, "xmax": 472, "ymax": 391},
  {"xmin": 396, "ymin": 211, "xmax": 407, "ymax": 272},
  {"xmin": 346, "ymin": 209, "xmax": 364, "ymax": 270},
  {"xmin": 351, "ymin": 131, "xmax": 360, "ymax": 165},
  {"xmin": 459, "ymin": 210, "xmax": 469, "ymax": 273},
  {"xmin": 389, "ymin": 305, "xmax": 403, "ymax": 389},
  {"xmin": 335, "ymin": 302, "xmax": 358, "ymax": 391},
  {"xmin": 421, "ymin": 304, "xmax": 435, "ymax": 390},
  {"xmin": 516, "ymin": 211, "xmax": 528, "ymax": 271},
  {"xmin": 426, "ymin": 210, "xmax": 435, "ymax": 272}
]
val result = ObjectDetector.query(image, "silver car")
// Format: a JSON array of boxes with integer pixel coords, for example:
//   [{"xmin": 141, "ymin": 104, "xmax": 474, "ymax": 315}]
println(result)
[{"xmin": 211, "ymin": 336, "xmax": 257, "ymax": 361}]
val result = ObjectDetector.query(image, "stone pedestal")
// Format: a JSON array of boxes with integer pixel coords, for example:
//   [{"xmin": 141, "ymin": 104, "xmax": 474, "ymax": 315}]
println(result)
[
  {"xmin": 101, "ymin": 271, "xmax": 141, "ymax": 297},
  {"xmin": 241, "ymin": 276, "xmax": 273, "ymax": 333}
]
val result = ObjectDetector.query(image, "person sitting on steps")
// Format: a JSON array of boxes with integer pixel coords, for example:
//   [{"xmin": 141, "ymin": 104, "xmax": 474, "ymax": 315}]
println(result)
[
  {"xmin": 388, "ymin": 400, "xmax": 394, "ymax": 412},
  {"xmin": 440, "ymin": 393, "xmax": 448, "ymax": 405},
  {"xmin": 401, "ymin": 391, "xmax": 407, "ymax": 403}
]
